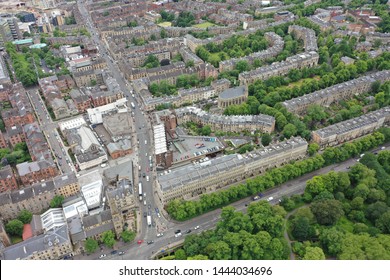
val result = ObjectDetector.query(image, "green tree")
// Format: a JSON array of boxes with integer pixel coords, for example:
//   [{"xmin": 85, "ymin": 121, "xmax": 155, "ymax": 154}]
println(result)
[
  {"xmin": 101, "ymin": 230, "xmax": 116, "ymax": 248},
  {"xmin": 261, "ymin": 133, "xmax": 272, "ymax": 146},
  {"xmin": 5, "ymin": 219, "xmax": 24, "ymax": 236},
  {"xmin": 175, "ymin": 249, "xmax": 187, "ymax": 260},
  {"xmin": 308, "ymin": 143, "xmax": 320, "ymax": 156},
  {"xmin": 282, "ymin": 124, "xmax": 297, "ymax": 139},
  {"xmin": 303, "ymin": 247, "xmax": 325, "ymax": 260},
  {"xmin": 290, "ymin": 216, "xmax": 316, "ymax": 241},
  {"xmin": 310, "ymin": 199, "xmax": 344, "ymax": 226},
  {"xmin": 320, "ymin": 228, "xmax": 344, "ymax": 256},
  {"xmin": 84, "ymin": 238, "xmax": 99, "ymax": 254},
  {"xmin": 121, "ymin": 230, "xmax": 136, "ymax": 243},
  {"xmin": 201, "ymin": 125, "xmax": 212, "ymax": 136},
  {"xmin": 50, "ymin": 195, "xmax": 64, "ymax": 208},
  {"xmin": 17, "ymin": 209, "xmax": 33, "ymax": 224}
]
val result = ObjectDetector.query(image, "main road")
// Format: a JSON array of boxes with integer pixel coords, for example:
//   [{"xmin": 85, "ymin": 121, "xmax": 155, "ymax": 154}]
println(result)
[{"xmin": 77, "ymin": 0, "xmax": 167, "ymax": 245}]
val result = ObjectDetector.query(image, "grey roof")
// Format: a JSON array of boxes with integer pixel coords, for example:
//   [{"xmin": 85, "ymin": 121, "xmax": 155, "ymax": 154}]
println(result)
[
  {"xmin": 78, "ymin": 170, "xmax": 101, "ymax": 188},
  {"xmin": 0, "ymin": 173, "xmax": 76, "ymax": 207},
  {"xmin": 219, "ymin": 86, "xmax": 247, "ymax": 100},
  {"xmin": 0, "ymin": 165, "xmax": 14, "ymax": 180},
  {"xmin": 107, "ymin": 139, "xmax": 132, "ymax": 153},
  {"xmin": 82, "ymin": 209, "xmax": 112, "ymax": 229},
  {"xmin": 283, "ymin": 70, "xmax": 390, "ymax": 112},
  {"xmin": 313, "ymin": 106, "xmax": 390, "ymax": 139},
  {"xmin": 175, "ymin": 106, "xmax": 275, "ymax": 128},
  {"xmin": 103, "ymin": 160, "xmax": 133, "ymax": 183},
  {"xmin": 159, "ymin": 137, "xmax": 307, "ymax": 192},
  {"xmin": 3, "ymin": 224, "xmax": 71, "ymax": 260}
]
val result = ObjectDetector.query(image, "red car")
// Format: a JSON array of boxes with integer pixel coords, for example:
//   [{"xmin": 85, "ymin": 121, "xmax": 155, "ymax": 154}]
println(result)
[{"xmin": 137, "ymin": 240, "xmax": 143, "ymax": 245}]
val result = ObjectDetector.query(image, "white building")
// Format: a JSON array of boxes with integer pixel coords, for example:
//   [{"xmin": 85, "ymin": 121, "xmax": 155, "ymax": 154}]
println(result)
[
  {"xmin": 40, "ymin": 208, "xmax": 65, "ymax": 232},
  {"xmin": 78, "ymin": 170, "xmax": 103, "ymax": 210},
  {"xmin": 87, "ymin": 98, "xmax": 128, "ymax": 124}
]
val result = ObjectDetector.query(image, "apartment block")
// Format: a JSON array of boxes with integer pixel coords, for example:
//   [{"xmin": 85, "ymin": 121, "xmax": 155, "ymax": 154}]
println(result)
[
  {"xmin": 239, "ymin": 51, "xmax": 319, "ymax": 85},
  {"xmin": 312, "ymin": 107, "xmax": 390, "ymax": 147},
  {"xmin": 157, "ymin": 137, "xmax": 307, "ymax": 204},
  {"xmin": 282, "ymin": 70, "xmax": 390, "ymax": 115},
  {"xmin": 175, "ymin": 106, "xmax": 275, "ymax": 134}
]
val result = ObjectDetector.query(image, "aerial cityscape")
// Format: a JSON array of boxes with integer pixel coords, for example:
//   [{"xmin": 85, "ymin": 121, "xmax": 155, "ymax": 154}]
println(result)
[{"xmin": 0, "ymin": 0, "xmax": 389, "ymax": 261}]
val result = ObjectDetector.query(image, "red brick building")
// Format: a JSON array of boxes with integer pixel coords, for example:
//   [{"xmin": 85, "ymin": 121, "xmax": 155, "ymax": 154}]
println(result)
[{"xmin": 0, "ymin": 165, "xmax": 18, "ymax": 193}]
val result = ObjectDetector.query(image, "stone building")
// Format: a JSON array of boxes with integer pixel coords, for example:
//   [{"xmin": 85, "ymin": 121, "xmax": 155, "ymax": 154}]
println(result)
[
  {"xmin": 282, "ymin": 70, "xmax": 390, "ymax": 115},
  {"xmin": 156, "ymin": 137, "xmax": 308, "ymax": 205},
  {"xmin": 239, "ymin": 51, "xmax": 319, "ymax": 85},
  {"xmin": 0, "ymin": 173, "xmax": 78, "ymax": 221},
  {"xmin": 218, "ymin": 85, "xmax": 248, "ymax": 109},
  {"xmin": 175, "ymin": 106, "xmax": 275, "ymax": 134},
  {"xmin": 106, "ymin": 179, "xmax": 135, "ymax": 237},
  {"xmin": 2, "ymin": 224, "xmax": 73, "ymax": 260},
  {"xmin": 312, "ymin": 106, "xmax": 390, "ymax": 147},
  {"xmin": 288, "ymin": 25, "xmax": 318, "ymax": 52}
]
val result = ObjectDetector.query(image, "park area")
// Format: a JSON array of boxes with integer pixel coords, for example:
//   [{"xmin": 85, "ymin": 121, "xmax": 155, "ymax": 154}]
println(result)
[
  {"xmin": 192, "ymin": 22, "xmax": 216, "ymax": 28},
  {"xmin": 158, "ymin": 21, "xmax": 172, "ymax": 27}
]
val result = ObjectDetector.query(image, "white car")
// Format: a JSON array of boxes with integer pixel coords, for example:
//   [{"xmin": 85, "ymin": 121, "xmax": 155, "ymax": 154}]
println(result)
[
  {"xmin": 156, "ymin": 233, "xmax": 164, "ymax": 237},
  {"xmin": 99, "ymin": 254, "xmax": 106, "ymax": 259},
  {"xmin": 146, "ymin": 176, "xmax": 149, "ymax": 182},
  {"xmin": 381, "ymin": 146, "xmax": 386, "ymax": 150},
  {"xmin": 267, "ymin": 197, "xmax": 274, "ymax": 202},
  {"xmin": 194, "ymin": 225, "xmax": 200, "ymax": 230},
  {"xmin": 174, "ymin": 232, "xmax": 182, "ymax": 238}
]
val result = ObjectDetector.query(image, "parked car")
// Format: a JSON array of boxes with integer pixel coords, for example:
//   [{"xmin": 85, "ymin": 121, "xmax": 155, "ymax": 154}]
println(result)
[
  {"xmin": 147, "ymin": 240, "xmax": 154, "ymax": 245},
  {"xmin": 111, "ymin": 250, "xmax": 117, "ymax": 255},
  {"xmin": 99, "ymin": 254, "xmax": 106, "ymax": 259},
  {"xmin": 118, "ymin": 251, "xmax": 125, "ymax": 255}
]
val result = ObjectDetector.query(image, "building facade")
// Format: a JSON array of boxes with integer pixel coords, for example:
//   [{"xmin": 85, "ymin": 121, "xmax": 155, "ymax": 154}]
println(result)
[{"xmin": 157, "ymin": 137, "xmax": 308, "ymax": 204}]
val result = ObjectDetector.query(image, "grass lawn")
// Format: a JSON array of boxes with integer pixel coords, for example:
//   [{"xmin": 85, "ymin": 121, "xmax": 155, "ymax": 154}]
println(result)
[
  {"xmin": 11, "ymin": 236, "xmax": 23, "ymax": 244},
  {"xmin": 158, "ymin": 22, "xmax": 172, "ymax": 27},
  {"xmin": 192, "ymin": 22, "xmax": 217, "ymax": 28},
  {"xmin": 286, "ymin": 76, "xmax": 321, "ymax": 88}
]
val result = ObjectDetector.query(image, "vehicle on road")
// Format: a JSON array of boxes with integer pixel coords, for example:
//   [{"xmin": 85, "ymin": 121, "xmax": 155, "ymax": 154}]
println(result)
[
  {"xmin": 137, "ymin": 240, "xmax": 143, "ymax": 244},
  {"xmin": 143, "ymin": 200, "xmax": 146, "ymax": 206},
  {"xmin": 138, "ymin": 182, "xmax": 143, "ymax": 201},
  {"xmin": 186, "ymin": 229, "xmax": 192, "ymax": 234},
  {"xmin": 118, "ymin": 251, "xmax": 125, "ymax": 255},
  {"xmin": 147, "ymin": 240, "xmax": 154, "ymax": 245},
  {"xmin": 99, "ymin": 254, "xmax": 106, "ymax": 259},
  {"xmin": 157, "ymin": 233, "xmax": 164, "ymax": 237},
  {"xmin": 381, "ymin": 146, "xmax": 386, "ymax": 150},
  {"xmin": 147, "ymin": 215, "xmax": 152, "ymax": 227},
  {"xmin": 174, "ymin": 229, "xmax": 181, "ymax": 234},
  {"xmin": 175, "ymin": 232, "xmax": 182, "ymax": 238},
  {"xmin": 146, "ymin": 176, "xmax": 149, "ymax": 182},
  {"xmin": 267, "ymin": 197, "xmax": 274, "ymax": 202},
  {"xmin": 194, "ymin": 226, "xmax": 200, "ymax": 230},
  {"xmin": 131, "ymin": 102, "xmax": 135, "ymax": 108},
  {"xmin": 111, "ymin": 250, "xmax": 117, "ymax": 255},
  {"xmin": 148, "ymin": 204, "xmax": 151, "ymax": 209},
  {"xmin": 143, "ymin": 212, "xmax": 147, "ymax": 217}
]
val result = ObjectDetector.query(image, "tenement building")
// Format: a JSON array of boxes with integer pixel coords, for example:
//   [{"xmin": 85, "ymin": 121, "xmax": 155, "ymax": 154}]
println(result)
[
  {"xmin": 3, "ymin": 224, "xmax": 73, "ymax": 260},
  {"xmin": 239, "ymin": 51, "xmax": 319, "ymax": 85},
  {"xmin": 282, "ymin": 70, "xmax": 390, "ymax": 115},
  {"xmin": 0, "ymin": 173, "xmax": 79, "ymax": 221},
  {"xmin": 312, "ymin": 106, "xmax": 390, "ymax": 147},
  {"xmin": 156, "ymin": 137, "xmax": 308, "ymax": 204},
  {"xmin": 175, "ymin": 106, "xmax": 275, "ymax": 134},
  {"xmin": 287, "ymin": 25, "xmax": 318, "ymax": 52}
]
